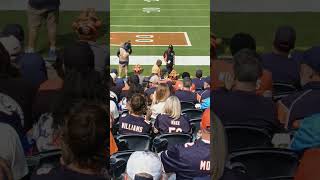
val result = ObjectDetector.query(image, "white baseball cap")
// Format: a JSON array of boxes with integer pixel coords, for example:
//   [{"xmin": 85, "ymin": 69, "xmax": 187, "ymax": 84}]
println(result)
[{"xmin": 126, "ymin": 151, "xmax": 163, "ymax": 180}]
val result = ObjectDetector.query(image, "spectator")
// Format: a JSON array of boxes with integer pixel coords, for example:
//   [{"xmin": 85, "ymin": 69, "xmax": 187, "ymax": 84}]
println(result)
[
  {"xmin": 111, "ymin": 68, "xmax": 125, "ymax": 89},
  {"xmin": 160, "ymin": 109, "xmax": 211, "ymax": 179},
  {"xmin": 163, "ymin": 44, "xmax": 175, "ymax": 74},
  {"xmin": 261, "ymin": 26, "xmax": 300, "ymax": 87},
  {"xmin": 150, "ymin": 83, "xmax": 170, "ymax": 118},
  {"xmin": 118, "ymin": 42, "xmax": 130, "ymax": 78},
  {"xmin": 1, "ymin": 24, "xmax": 24, "ymax": 46},
  {"xmin": 175, "ymin": 77, "xmax": 197, "ymax": 103},
  {"xmin": 118, "ymin": 94, "xmax": 151, "ymax": 135},
  {"xmin": 278, "ymin": 46, "xmax": 320, "ymax": 129},
  {"xmin": 154, "ymin": 96, "xmax": 190, "ymax": 134},
  {"xmin": 192, "ymin": 70, "xmax": 205, "ymax": 90},
  {"xmin": 133, "ymin": 64, "xmax": 144, "ymax": 85},
  {"xmin": 31, "ymin": 101, "xmax": 109, "ymax": 180},
  {"xmin": 212, "ymin": 49, "xmax": 279, "ymax": 132},
  {"xmin": 124, "ymin": 151, "xmax": 164, "ymax": 180},
  {"xmin": 0, "ymin": 123, "xmax": 28, "ymax": 180},
  {"xmin": 0, "ymin": 35, "xmax": 22, "ymax": 61},
  {"xmin": 26, "ymin": 0, "xmax": 60, "ymax": 60},
  {"xmin": 197, "ymin": 76, "xmax": 210, "ymax": 102},
  {"xmin": 152, "ymin": 59, "xmax": 162, "ymax": 77},
  {"xmin": 212, "ymin": 33, "xmax": 273, "ymax": 97}
]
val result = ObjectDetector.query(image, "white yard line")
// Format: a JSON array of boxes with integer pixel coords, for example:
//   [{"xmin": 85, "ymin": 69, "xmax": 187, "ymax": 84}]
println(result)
[
  {"xmin": 111, "ymin": 25, "xmax": 209, "ymax": 28},
  {"xmin": 184, "ymin": 32, "xmax": 192, "ymax": 46},
  {"xmin": 111, "ymin": 16, "xmax": 208, "ymax": 18},
  {"xmin": 110, "ymin": 56, "xmax": 210, "ymax": 65}
]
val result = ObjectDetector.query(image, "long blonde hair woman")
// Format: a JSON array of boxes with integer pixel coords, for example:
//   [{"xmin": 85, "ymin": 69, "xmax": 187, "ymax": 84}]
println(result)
[
  {"xmin": 150, "ymin": 83, "xmax": 170, "ymax": 117},
  {"xmin": 154, "ymin": 96, "xmax": 190, "ymax": 134}
]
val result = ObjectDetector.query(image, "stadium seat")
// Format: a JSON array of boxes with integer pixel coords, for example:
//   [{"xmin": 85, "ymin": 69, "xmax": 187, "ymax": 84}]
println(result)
[
  {"xmin": 116, "ymin": 134, "xmax": 151, "ymax": 151},
  {"xmin": 180, "ymin": 101, "xmax": 196, "ymax": 110},
  {"xmin": 272, "ymin": 83, "xmax": 297, "ymax": 101},
  {"xmin": 152, "ymin": 133, "xmax": 192, "ymax": 153},
  {"xmin": 190, "ymin": 118, "xmax": 201, "ymax": 140},
  {"xmin": 262, "ymin": 177, "xmax": 294, "ymax": 180},
  {"xmin": 227, "ymin": 148, "xmax": 299, "ymax": 180},
  {"xmin": 26, "ymin": 149, "xmax": 62, "ymax": 174},
  {"xmin": 225, "ymin": 125, "xmax": 272, "ymax": 152},
  {"xmin": 182, "ymin": 109, "xmax": 203, "ymax": 120},
  {"xmin": 110, "ymin": 150, "xmax": 134, "ymax": 178}
]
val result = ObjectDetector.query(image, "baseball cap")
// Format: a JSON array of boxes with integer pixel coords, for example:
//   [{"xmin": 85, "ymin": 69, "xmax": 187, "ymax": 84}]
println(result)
[
  {"xmin": 126, "ymin": 151, "xmax": 163, "ymax": 180},
  {"xmin": 62, "ymin": 42, "xmax": 94, "ymax": 72},
  {"xmin": 110, "ymin": 68, "xmax": 118, "ymax": 75},
  {"xmin": 201, "ymin": 108, "xmax": 210, "ymax": 129},
  {"xmin": 301, "ymin": 46, "xmax": 320, "ymax": 73},
  {"xmin": 0, "ymin": 35, "xmax": 21, "ymax": 59},
  {"xmin": 149, "ymin": 75, "xmax": 160, "ymax": 84},
  {"xmin": 273, "ymin": 26, "xmax": 296, "ymax": 52}
]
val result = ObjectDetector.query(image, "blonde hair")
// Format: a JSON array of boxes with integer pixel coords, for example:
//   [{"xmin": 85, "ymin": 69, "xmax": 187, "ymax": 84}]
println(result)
[
  {"xmin": 163, "ymin": 96, "xmax": 181, "ymax": 120},
  {"xmin": 153, "ymin": 83, "xmax": 170, "ymax": 104}
]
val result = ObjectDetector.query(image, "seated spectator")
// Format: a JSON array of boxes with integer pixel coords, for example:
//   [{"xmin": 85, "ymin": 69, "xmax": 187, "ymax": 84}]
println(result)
[
  {"xmin": 192, "ymin": 70, "xmax": 205, "ymax": 90},
  {"xmin": 118, "ymin": 94, "xmax": 151, "ymax": 134},
  {"xmin": 31, "ymin": 101, "xmax": 109, "ymax": 180},
  {"xmin": 212, "ymin": 49, "xmax": 279, "ymax": 132},
  {"xmin": 0, "ymin": 35, "xmax": 22, "ymax": 61},
  {"xmin": 144, "ymin": 75, "xmax": 159, "ymax": 98},
  {"xmin": 175, "ymin": 72, "xmax": 196, "ymax": 91},
  {"xmin": 195, "ymin": 98, "xmax": 210, "ymax": 110},
  {"xmin": 124, "ymin": 151, "xmax": 165, "ymax": 180},
  {"xmin": 277, "ymin": 46, "xmax": 320, "ymax": 129},
  {"xmin": 212, "ymin": 33, "xmax": 273, "ymax": 97},
  {"xmin": 197, "ymin": 76, "xmax": 210, "ymax": 102},
  {"xmin": 150, "ymin": 83, "xmax": 170, "ymax": 118},
  {"xmin": 154, "ymin": 96, "xmax": 190, "ymax": 134},
  {"xmin": 160, "ymin": 109, "xmax": 211, "ymax": 179},
  {"xmin": 111, "ymin": 68, "xmax": 125, "ymax": 89},
  {"xmin": 152, "ymin": 59, "xmax": 162, "ymax": 77},
  {"xmin": 121, "ymin": 75, "xmax": 143, "ymax": 98},
  {"xmin": 0, "ymin": 123, "xmax": 28, "ymax": 180},
  {"xmin": 0, "ymin": 41, "xmax": 36, "ymax": 131},
  {"xmin": 175, "ymin": 77, "xmax": 197, "ymax": 103},
  {"xmin": 133, "ymin": 64, "xmax": 144, "ymax": 85},
  {"xmin": 2, "ymin": 24, "xmax": 24, "ymax": 46},
  {"xmin": 261, "ymin": 26, "xmax": 300, "ymax": 87}
]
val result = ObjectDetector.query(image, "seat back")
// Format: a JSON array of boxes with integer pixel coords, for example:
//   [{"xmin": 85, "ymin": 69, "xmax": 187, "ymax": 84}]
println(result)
[
  {"xmin": 190, "ymin": 118, "xmax": 201, "ymax": 140},
  {"xmin": 228, "ymin": 148, "xmax": 299, "ymax": 180},
  {"xmin": 180, "ymin": 101, "xmax": 195, "ymax": 110},
  {"xmin": 116, "ymin": 134, "xmax": 151, "ymax": 151},
  {"xmin": 225, "ymin": 125, "xmax": 272, "ymax": 152},
  {"xmin": 153, "ymin": 133, "xmax": 192, "ymax": 152},
  {"xmin": 110, "ymin": 150, "xmax": 134, "ymax": 178},
  {"xmin": 273, "ymin": 83, "xmax": 297, "ymax": 101},
  {"xmin": 182, "ymin": 109, "xmax": 203, "ymax": 120}
]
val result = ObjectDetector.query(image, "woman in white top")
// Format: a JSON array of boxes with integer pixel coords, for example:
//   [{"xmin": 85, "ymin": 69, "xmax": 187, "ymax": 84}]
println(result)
[{"xmin": 150, "ymin": 83, "xmax": 170, "ymax": 118}]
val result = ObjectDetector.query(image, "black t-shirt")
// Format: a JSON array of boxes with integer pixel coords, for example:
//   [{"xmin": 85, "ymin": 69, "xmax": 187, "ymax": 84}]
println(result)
[
  {"xmin": 0, "ymin": 78, "xmax": 36, "ymax": 131},
  {"xmin": 29, "ymin": 0, "xmax": 60, "ymax": 10},
  {"xmin": 164, "ymin": 50, "xmax": 175, "ymax": 65},
  {"xmin": 154, "ymin": 114, "xmax": 190, "ymax": 134},
  {"xmin": 31, "ymin": 166, "xmax": 107, "ymax": 180},
  {"xmin": 118, "ymin": 114, "xmax": 152, "ymax": 134}
]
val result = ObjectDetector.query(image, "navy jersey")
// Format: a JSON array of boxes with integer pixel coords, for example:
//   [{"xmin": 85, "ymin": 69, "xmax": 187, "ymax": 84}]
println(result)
[
  {"xmin": 154, "ymin": 114, "xmax": 190, "ymax": 134},
  {"xmin": 175, "ymin": 90, "xmax": 197, "ymax": 103},
  {"xmin": 192, "ymin": 78, "xmax": 205, "ymax": 90},
  {"xmin": 118, "ymin": 114, "xmax": 151, "ymax": 134},
  {"xmin": 198, "ymin": 89, "xmax": 210, "ymax": 101},
  {"xmin": 31, "ymin": 166, "xmax": 107, "ymax": 180},
  {"xmin": 144, "ymin": 87, "xmax": 156, "ymax": 97},
  {"xmin": 261, "ymin": 52, "xmax": 300, "ymax": 87},
  {"xmin": 161, "ymin": 139, "xmax": 210, "ymax": 180},
  {"xmin": 212, "ymin": 89, "xmax": 280, "ymax": 132}
]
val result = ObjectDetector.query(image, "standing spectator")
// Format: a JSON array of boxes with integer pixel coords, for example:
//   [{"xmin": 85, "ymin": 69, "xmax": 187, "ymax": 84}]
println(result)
[
  {"xmin": 26, "ymin": 0, "xmax": 60, "ymax": 60},
  {"xmin": 261, "ymin": 26, "xmax": 300, "ymax": 87},
  {"xmin": 163, "ymin": 44, "xmax": 175, "ymax": 74},
  {"xmin": 133, "ymin": 64, "xmax": 144, "ymax": 85},
  {"xmin": 118, "ymin": 41, "xmax": 130, "ymax": 78},
  {"xmin": 154, "ymin": 96, "xmax": 190, "ymax": 134},
  {"xmin": 152, "ymin": 59, "xmax": 162, "ymax": 77}
]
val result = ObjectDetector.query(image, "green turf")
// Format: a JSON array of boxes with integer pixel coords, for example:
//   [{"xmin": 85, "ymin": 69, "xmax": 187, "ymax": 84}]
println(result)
[
  {"xmin": 212, "ymin": 12, "xmax": 320, "ymax": 55},
  {"xmin": 110, "ymin": 65, "xmax": 210, "ymax": 77},
  {"xmin": 0, "ymin": 10, "xmax": 107, "ymax": 54},
  {"xmin": 110, "ymin": 0, "xmax": 210, "ymax": 56}
]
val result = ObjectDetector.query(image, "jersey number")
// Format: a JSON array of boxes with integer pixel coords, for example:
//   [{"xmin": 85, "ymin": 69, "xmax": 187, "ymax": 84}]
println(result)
[{"xmin": 169, "ymin": 127, "xmax": 182, "ymax": 133}]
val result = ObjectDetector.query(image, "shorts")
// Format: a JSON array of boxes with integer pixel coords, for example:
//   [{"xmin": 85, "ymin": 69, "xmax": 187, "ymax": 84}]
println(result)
[
  {"xmin": 27, "ymin": 5, "xmax": 59, "ymax": 31},
  {"xmin": 119, "ymin": 60, "xmax": 129, "ymax": 67}
]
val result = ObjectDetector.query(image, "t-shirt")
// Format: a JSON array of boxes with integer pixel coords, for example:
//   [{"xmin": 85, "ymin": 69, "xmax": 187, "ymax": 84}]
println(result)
[
  {"xmin": 31, "ymin": 166, "xmax": 107, "ymax": 180},
  {"xmin": 192, "ymin": 78, "xmax": 205, "ymax": 90},
  {"xmin": 152, "ymin": 64, "xmax": 161, "ymax": 76},
  {"xmin": 29, "ymin": 0, "xmax": 60, "ymax": 10},
  {"xmin": 161, "ymin": 139, "xmax": 210, "ymax": 180},
  {"xmin": 118, "ymin": 114, "xmax": 152, "ymax": 134},
  {"xmin": 175, "ymin": 90, "xmax": 197, "ymax": 103},
  {"xmin": 212, "ymin": 89, "xmax": 279, "ymax": 132},
  {"xmin": 261, "ymin": 52, "xmax": 300, "ymax": 87},
  {"xmin": 0, "ymin": 123, "xmax": 28, "ymax": 180},
  {"xmin": 154, "ymin": 114, "xmax": 190, "ymax": 134}
]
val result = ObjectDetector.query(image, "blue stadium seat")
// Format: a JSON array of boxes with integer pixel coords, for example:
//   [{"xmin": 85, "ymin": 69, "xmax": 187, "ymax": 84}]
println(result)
[
  {"xmin": 272, "ymin": 82, "xmax": 297, "ymax": 101},
  {"xmin": 182, "ymin": 109, "xmax": 203, "ymax": 120},
  {"xmin": 225, "ymin": 125, "xmax": 272, "ymax": 153},
  {"xmin": 227, "ymin": 148, "xmax": 299, "ymax": 179},
  {"xmin": 116, "ymin": 134, "xmax": 151, "ymax": 151},
  {"xmin": 180, "ymin": 101, "xmax": 196, "ymax": 110},
  {"xmin": 190, "ymin": 118, "xmax": 201, "ymax": 140},
  {"xmin": 110, "ymin": 150, "xmax": 134, "ymax": 179}
]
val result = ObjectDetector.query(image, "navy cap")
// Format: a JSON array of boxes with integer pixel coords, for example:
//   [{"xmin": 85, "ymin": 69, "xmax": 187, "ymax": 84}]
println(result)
[
  {"xmin": 274, "ymin": 26, "xmax": 296, "ymax": 52},
  {"xmin": 111, "ymin": 68, "xmax": 118, "ymax": 75},
  {"xmin": 302, "ymin": 46, "xmax": 320, "ymax": 73}
]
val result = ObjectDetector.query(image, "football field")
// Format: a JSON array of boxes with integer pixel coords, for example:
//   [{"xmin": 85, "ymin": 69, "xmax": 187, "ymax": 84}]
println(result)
[{"xmin": 110, "ymin": 0, "xmax": 210, "ymax": 67}]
